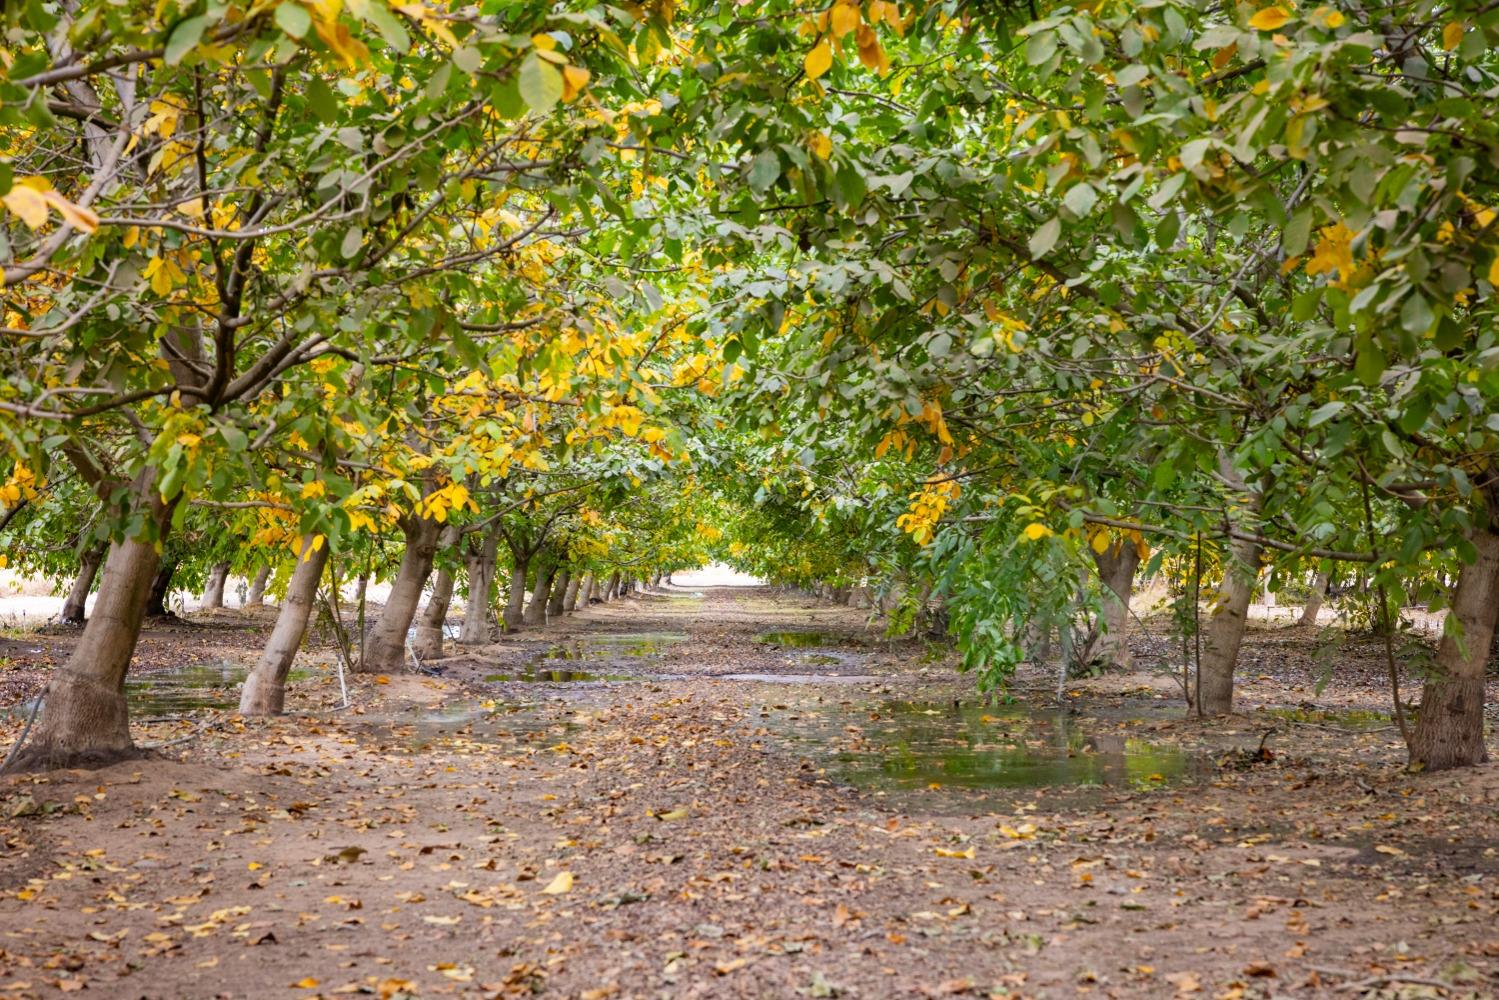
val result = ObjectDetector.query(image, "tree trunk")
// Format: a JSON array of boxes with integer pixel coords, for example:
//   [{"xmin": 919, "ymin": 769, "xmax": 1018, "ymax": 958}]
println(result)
[
  {"xmin": 239, "ymin": 537, "xmax": 329, "ymax": 716},
  {"xmin": 605, "ymin": 571, "xmax": 621, "ymax": 601},
  {"xmin": 562, "ymin": 572, "xmax": 583, "ymax": 612},
  {"xmin": 200, "ymin": 561, "xmax": 231, "ymax": 610},
  {"xmin": 1091, "ymin": 542, "xmax": 1141, "ymax": 669},
  {"xmin": 145, "ymin": 557, "xmax": 178, "ymax": 618},
  {"xmin": 411, "ymin": 566, "xmax": 456, "ymax": 661},
  {"xmin": 7, "ymin": 482, "xmax": 173, "ymax": 771},
  {"xmin": 353, "ymin": 574, "xmax": 368, "ymax": 607},
  {"xmin": 245, "ymin": 565, "xmax": 272, "ymax": 608},
  {"xmin": 547, "ymin": 569, "xmax": 571, "ymax": 618},
  {"xmin": 1409, "ymin": 528, "xmax": 1499, "ymax": 770},
  {"xmin": 359, "ymin": 517, "xmax": 440, "ymax": 674},
  {"xmin": 524, "ymin": 563, "xmax": 557, "ymax": 626},
  {"xmin": 59, "ymin": 544, "xmax": 105, "ymax": 625},
  {"xmin": 460, "ymin": 525, "xmax": 501, "ymax": 644},
  {"xmin": 503, "ymin": 552, "xmax": 529, "ymax": 631},
  {"xmin": 1300, "ymin": 572, "xmax": 1328, "ymax": 626},
  {"xmin": 1197, "ymin": 534, "xmax": 1262, "ymax": 715}
]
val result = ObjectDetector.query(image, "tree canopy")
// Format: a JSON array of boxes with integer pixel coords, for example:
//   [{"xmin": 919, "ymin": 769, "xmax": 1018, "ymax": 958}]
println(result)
[{"xmin": 4, "ymin": 0, "xmax": 1499, "ymax": 771}]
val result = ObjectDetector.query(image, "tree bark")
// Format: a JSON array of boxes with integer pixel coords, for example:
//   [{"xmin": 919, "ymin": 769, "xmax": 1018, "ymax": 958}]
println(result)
[
  {"xmin": 503, "ymin": 552, "xmax": 529, "ymax": 631},
  {"xmin": 239, "ymin": 537, "xmax": 329, "ymax": 716},
  {"xmin": 1091, "ymin": 542, "xmax": 1141, "ymax": 669},
  {"xmin": 1299, "ymin": 572, "xmax": 1328, "ymax": 626},
  {"xmin": 59, "ymin": 544, "xmax": 105, "ymax": 625},
  {"xmin": 411, "ymin": 566, "xmax": 456, "ymax": 661},
  {"xmin": 1197, "ymin": 533, "xmax": 1262, "ymax": 715},
  {"xmin": 562, "ymin": 572, "xmax": 583, "ymax": 612},
  {"xmin": 7, "ymin": 480, "xmax": 173, "ymax": 771},
  {"xmin": 1409, "ymin": 528, "xmax": 1499, "ymax": 770},
  {"xmin": 200, "ymin": 561, "xmax": 231, "ymax": 610},
  {"xmin": 245, "ymin": 564, "xmax": 272, "ymax": 608},
  {"xmin": 359, "ymin": 516, "xmax": 440, "ymax": 673},
  {"xmin": 460, "ymin": 525, "xmax": 502, "ymax": 644},
  {"xmin": 604, "ymin": 571, "xmax": 621, "ymax": 601},
  {"xmin": 145, "ymin": 557, "xmax": 178, "ymax": 618},
  {"xmin": 547, "ymin": 568, "xmax": 571, "ymax": 618},
  {"xmin": 524, "ymin": 562, "xmax": 556, "ymax": 626}
]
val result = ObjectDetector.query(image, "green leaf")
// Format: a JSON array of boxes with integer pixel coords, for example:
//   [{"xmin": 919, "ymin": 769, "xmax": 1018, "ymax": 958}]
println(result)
[
  {"xmin": 1283, "ymin": 206, "xmax": 1313, "ymax": 257},
  {"xmin": 306, "ymin": 76, "xmax": 339, "ymax": 123},
  {"xmin": 1355, "ymin": 339, "xmax": 1386, "ymax": 386},
  {"xmin": 1307, "ymin": 401, "xmax": 1344, "ymax": 427},
  {"xmin": 274, "ymin": 2, "xmax": 311, "ymax": 39},
  {"xmin": 747, "ymin": 150, "xmax": 780, "ymax": 194},
  {"xmin": 340, "ymin": 226, "xmax": 363, "ymax": 260},
  {"xmin": 1154, "ymin": 211, "xmax": 1180, "ymax": 248},
  {"xmin": 1025, "ymin": 32, "xmax": 1057, "ymax": 66},
  {"xmin": 165, "ymin": 15, "xmax": 210, "ymax": 65},
  {"xmin": 1399, "ymin": 292, "xmax": 1434, "ymax": 335},
  {"xmin": 362, "ymin": 2, "xmax": 411, "ymax": 53},
  {"xmin": 1063, "ymin": 182, "xmax": 1098, "ymax": 218},
  {"xmin": 1028, "ymin": 217, "xmax": 1061, "ymax": 259},
  {"xmin": 518, "ymin": 53, "xmax": 563, "ymax": 113}
]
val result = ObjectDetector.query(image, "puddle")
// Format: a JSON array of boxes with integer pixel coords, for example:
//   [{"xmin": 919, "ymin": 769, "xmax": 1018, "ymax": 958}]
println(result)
[
  {"xmin": 485, "ymin": 668, "xmax": 638, "ymax": 684},
  {"xmin": 542, "ymin": 633, "xmax": 686, "ymax": 660},
  {"xmin": 801, "ymin": 654, "xmax": 843, "ymax": 667},
  {"xmin": 125, "ymin": 662, "xmax": 310, "ymax": 716},
  {"xmin": 1265, "ymin": 706, "xmax": 1393, "ymax": 730},
  {"xmin": 346, "ymin": 700, "xmax": 563, "ymax": 753},
  {"xmin": 720, "ymin": 673, "xmax": 881, "ymax": 684},
  {"xmin": 764, "ymin": 700, "xmax": 1206, "ymax": 794},
  {"xmin": 755, "ymin": 631, "xmax": 834, "ymax": 647}
]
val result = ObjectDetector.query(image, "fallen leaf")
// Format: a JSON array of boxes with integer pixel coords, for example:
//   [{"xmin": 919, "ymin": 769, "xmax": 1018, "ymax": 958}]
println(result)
[{"xmin": 541, "ymin": 871, "xmax": 574, "ymax": 894}]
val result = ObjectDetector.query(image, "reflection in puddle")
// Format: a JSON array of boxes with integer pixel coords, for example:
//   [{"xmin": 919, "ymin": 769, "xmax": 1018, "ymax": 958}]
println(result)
[
  {"xmin": 720, "ymin": 673, "xmax": 881, "ymax": 684},
  {"xmin": 765, "ymin": 700, "xmax": 1206, "ymax": 793},
  {"xmin": 485, "ymin": 668, "xmax": 638, "ymax": 684},
  {"xmin": 345, "ymin": 700, "xmax": 564, "ymax": 754},
  {"xmin": 1266, "ymin": 706, "xmax": 1392, "ymax": 730},
  {"xmin": 125, "ymin": 661, "xmax": 309, "ymax": 715},
  {"xmin": 543, "ymin": 633, "xmax": 686, "ymax": 661},
  {"xmin": 755, "ymin": 631, "xmax": 833, "ymax": 647},
  {"xmin": 800, "ymin": 653, "xmax": 843, "ymax": 667}
]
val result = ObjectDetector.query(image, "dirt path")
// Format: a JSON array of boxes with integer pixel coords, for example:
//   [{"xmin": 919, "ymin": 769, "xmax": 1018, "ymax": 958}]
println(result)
[{"xmin": 2, "ymin": 587, "xmax": 1497, "ymax": 999}]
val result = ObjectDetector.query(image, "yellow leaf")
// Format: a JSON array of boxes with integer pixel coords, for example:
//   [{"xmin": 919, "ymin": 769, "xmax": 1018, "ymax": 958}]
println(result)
[
  {"xmin": 293, "ymin": 978, "xmax": 319, "ymax": 989},
  {"xmin": 541, "ymin": 871, "xmax": 573, "ymax": 894},
  {"xmin": 934, "ymin": 846, "xmax": 975, "ymax": 859},
  {"xmin": 830, "ymin": 1, "xmax": 860, "ymax": 39},
  {"xmin": 1022, "ymin": 522, "xmax": 1052, "ymax": 541},
  {"xmin": 856, "ymin": 24, "xmax": 889, "ymax": 75},
  {"xmin": 1247, "ymin": 7, "xmax": 1292, "ymax": 30},
  {"xmin": 804, "ymin": 39, "xmax": 833, "ymax": 80},
  {"xmin": 1323, "ymin": 10, "xmax": 1345, "ymax": 28},
  {"xmin": 563, "ymin": 64, "xmax": 591, "ymax": 101},
  {"xmin": 41, "ymin": 190, "xmax": 99, "ymax": 233},
  {"xmin": 1442, "ymin": 21, "xmax": 1464, "ymax": 51},
  {"xmin": 808, "ymin": 131, "xmax": 833, "ymax": 159},
  {"xmin": 1488, "ymin": 256, "xmax": 1499, "ymax": 286},
  {"xmin": 1090, "ymin": 530, "xmax": 1111, "ymax": 555},
  {"xmin": 3, "ymin": 185, "xmax": 48, "ymax": 229}
]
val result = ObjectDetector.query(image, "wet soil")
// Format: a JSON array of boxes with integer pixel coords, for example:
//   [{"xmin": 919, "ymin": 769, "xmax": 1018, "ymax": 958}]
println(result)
[{"xmin": 0, "ymin": 587, "xmax": 1497, "ymax": 999}]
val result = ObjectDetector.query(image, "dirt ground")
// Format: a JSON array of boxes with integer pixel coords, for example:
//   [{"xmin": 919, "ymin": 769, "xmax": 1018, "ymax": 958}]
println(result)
[{"xmin": 1, "ymin": 587, "xmax": 1497, "ymax": 999}]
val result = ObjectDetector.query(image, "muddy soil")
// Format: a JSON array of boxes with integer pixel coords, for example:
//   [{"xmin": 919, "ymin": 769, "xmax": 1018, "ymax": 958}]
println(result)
[{"xmin": 1, "ymin": 587, "xmax": 1496, "ymax": 999}]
